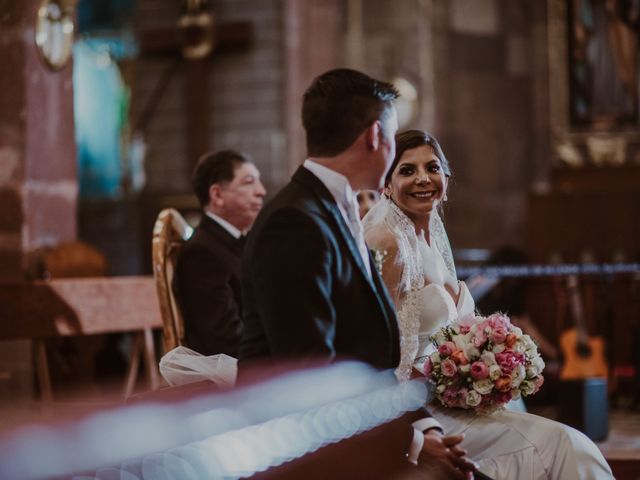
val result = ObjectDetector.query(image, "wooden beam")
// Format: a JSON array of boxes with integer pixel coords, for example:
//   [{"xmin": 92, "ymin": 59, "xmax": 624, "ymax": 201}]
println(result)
[
  {"xmin": 138, "ymin": 21, "xmax": 253, "ymax": 58},
  {"xmin": 185, "ymin": 58, "xmax": 210, "ymax": 168}
]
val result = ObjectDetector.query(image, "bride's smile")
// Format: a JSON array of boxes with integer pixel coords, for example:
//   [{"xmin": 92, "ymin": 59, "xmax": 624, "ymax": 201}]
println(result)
[
  {"xmin": 386, "ymin": 144, "xmax": 448, "ymax": 225},
  {"xmin": 409, "ymin": 190, "xmax": 437, "ymax": 198}
]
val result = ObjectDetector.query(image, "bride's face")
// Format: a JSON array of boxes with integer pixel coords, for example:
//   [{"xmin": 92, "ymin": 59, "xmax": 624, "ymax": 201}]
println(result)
[{"xmin": 387, "ymin": 145, "xmax": 448, "ymax": 221}]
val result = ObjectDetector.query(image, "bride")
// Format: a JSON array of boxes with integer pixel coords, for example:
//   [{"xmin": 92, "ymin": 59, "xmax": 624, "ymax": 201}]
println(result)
[{"xmin": 363, "ymin": 129, "xmax": 613, "ymax": 480}]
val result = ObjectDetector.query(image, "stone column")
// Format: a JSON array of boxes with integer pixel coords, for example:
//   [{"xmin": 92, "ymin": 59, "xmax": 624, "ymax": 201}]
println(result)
[
  {"xmin": 283, "ymin": 0, "xmax": 341, "ymax": 174},
  {"xmin": 0, "ymin": 0, "xmax": 77, "ymax": 280},
  {"xmin": 0, "ymin": 0, "xmax": 77, "ymax": 407}
]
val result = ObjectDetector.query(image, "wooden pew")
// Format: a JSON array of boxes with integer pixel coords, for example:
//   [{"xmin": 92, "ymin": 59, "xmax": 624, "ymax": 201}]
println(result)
[{"xmin": 0, "ymin": 276, "xmax": 163, "ymax": 403}]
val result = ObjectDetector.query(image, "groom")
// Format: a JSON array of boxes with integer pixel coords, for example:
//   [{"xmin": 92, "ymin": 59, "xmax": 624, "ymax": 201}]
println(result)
[{"xmin": 240, "ymin": 69, "xmax": 475, "ymax": 479}]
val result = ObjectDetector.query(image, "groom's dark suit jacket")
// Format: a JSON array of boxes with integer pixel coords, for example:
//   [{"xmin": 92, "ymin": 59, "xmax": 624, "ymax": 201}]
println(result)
[
  {"xmin": 239, "ymin": 166, "xmax": 400, "ymax": 368},
  {"xmin": 173, "ymin": 215, "xmax": 244, "ymax": 357},
  {"xmin": 239, "ymin": 166, "xmax": 431, "ymax": 473}
]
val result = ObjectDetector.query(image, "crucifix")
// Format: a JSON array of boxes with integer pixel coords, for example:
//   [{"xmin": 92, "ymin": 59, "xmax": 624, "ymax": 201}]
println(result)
[{"xmin": 135, "ymin": 0, "xmax": 253, "ymax": 173}]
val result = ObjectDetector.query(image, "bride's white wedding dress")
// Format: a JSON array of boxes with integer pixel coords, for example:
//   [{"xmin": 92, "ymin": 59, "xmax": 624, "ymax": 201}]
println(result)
[{"xmin": 363, "ymin": 198, "xmax": 613, "ymax": 480}]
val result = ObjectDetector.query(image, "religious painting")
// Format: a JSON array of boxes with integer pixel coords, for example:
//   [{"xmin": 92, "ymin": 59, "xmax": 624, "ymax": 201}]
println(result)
[{"xmin": 567, "ymin": 0, "xmax": 640, "ymax": 129}]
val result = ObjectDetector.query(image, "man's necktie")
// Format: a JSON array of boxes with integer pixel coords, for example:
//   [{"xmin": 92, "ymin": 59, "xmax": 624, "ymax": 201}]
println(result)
[{"xmin": 346, "ymin": 197, "xmax": 371, "ymax": 278}]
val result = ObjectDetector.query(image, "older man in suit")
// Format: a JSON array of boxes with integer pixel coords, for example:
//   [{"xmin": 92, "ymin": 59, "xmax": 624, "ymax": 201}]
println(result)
[
  {"xmin": 174, "ymin": 150, "xmax": 266, "ymax": 357},
  {"xmin": 239, "ymin": 69, "xmax": 476, "ymax": 479}
]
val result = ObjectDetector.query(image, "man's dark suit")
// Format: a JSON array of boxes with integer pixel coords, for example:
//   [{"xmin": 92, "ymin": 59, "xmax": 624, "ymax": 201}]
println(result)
[
  {"xmin": 239, "ymin": 166, "xmax": 432, "ymax": 472},
  {"xmin": 173, "ymin": 214, "xmax": 244, "ymax": 356},
  {"xmin": 240, "ymin": 166, "xmax": 400, "ymax": 368}
]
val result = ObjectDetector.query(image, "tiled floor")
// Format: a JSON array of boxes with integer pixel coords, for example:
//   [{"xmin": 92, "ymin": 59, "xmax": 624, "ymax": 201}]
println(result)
[
  {"xmin": 597, "ymin": 410, "xmax": 640, "ymax": 480},
  {"xmin": 529, "ymin": 405, "xmax": 640, "ymax": 480}
]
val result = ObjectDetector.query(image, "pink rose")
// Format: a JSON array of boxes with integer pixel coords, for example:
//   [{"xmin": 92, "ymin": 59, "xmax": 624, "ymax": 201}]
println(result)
[
  {"xmin": 443, "ymin": 387, "xmax": 461, "ymax": 407},
  {"xmin": 533, "ymin": 375, "xmax": 545, "ymax": 391},
  {"xmin": 423, "ymin": 358, "xmax": 434, "ymax": 377},
  {"xmin": 438, "ymin": 341, "xmax": 456, "ymax": 356},
  {"xmin": 487, "ymin": 313, "xmax": 511, "ymax": 330},
  {"xmin": 441, "ymin": 359, "xmax": 458, "ymax": 377},
  {"xmin": 495, "ymin": 390, "xmax": 513, "ymax": 404},
  {"xmin": 457, "ymin": 314, "xmax": 476, "ymax": 334},
  {"xmin": 473, "ymin": 331, "xmax": 488, "ymax": 348},
  {"xmin": 490, "ymin": 326, "xmax": 508, "ymax": 344},
  {"xmin": 470, "ymin": 361, "xmax": 489, "ymax": 380},
  {"xmin": 495, "ymin": 351, "xmax": 525, "ymax": 374}
]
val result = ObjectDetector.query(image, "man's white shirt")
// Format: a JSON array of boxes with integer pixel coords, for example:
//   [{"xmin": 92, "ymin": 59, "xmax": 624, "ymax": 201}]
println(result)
[
  {"xmin": 303, "ymin": 159, "xmax": 371, "ymax": 278},
  {"xmin": 205, "ymin": 211, "xmax": 243, "ymax": 239}
]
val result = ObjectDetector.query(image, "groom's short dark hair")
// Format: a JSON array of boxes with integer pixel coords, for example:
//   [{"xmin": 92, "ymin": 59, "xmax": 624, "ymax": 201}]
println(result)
[{"xmin": 302, "ymin": 69, "xmax": 399, "ymax": 157}]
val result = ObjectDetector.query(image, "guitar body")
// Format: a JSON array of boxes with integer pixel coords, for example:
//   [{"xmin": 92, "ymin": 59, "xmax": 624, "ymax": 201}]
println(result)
[{"xmin": 559, "ymin": 327, "xmax": 608, "ymax": 380}]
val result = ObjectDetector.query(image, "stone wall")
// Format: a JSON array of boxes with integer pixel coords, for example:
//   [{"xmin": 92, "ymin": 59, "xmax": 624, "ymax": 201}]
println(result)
[
  {"xmin": 131, "ymin": 0, "xmax": 550, "ymax": 253},
  {"xmin": 0, "ymin": 0, "xmax": 78, "ymax": 407},
  {"xmin": 133, "ymin": 0, "xmax": 289, "ymax": 196},
  {"xmin": 348, "ymin": 0, "xmax": 549, "ymax": 252},
  {"xmin": 0, "ymin": 0, "xmax": 77, "ymax": 279}
]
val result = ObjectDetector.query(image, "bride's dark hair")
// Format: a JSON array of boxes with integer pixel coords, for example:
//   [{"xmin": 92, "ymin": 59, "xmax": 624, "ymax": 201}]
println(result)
[{"xmin": 384, "ymin": 129, "xmax": 451, "ymax": 186}]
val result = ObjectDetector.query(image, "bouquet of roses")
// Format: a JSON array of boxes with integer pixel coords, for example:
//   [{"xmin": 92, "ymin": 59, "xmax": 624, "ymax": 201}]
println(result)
[{"xmin": 423, "ymin": 312, "xmax": 545, "ymax": 414}]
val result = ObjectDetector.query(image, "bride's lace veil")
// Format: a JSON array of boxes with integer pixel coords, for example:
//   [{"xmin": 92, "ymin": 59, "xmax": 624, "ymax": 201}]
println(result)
[
  {"xmin": 430, "ymin": 208, "xmax": 457, "ymax": 280},
  {"xmin": 362, "ymin": 129, "xmax": 457, "ymax": 292},
  {"xmin": 362, "ymin": 197, "xmax": 457, "ymax": 293}
]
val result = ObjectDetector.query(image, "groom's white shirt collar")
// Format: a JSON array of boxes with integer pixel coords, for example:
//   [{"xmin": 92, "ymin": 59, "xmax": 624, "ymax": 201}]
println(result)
[
  {"xmin": 205, "ymin": 211, "xmax": 243, "ymax": 239},
  {"xmin": 303, "ymin": 159, "xmax": 357, "ymax": 217},
  {"xmin": 303, "ymin": 159, "xmax": 371, "ymax": 278}
]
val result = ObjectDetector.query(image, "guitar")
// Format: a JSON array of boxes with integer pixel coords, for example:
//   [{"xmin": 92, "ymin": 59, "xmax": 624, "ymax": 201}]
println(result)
[{"xmin": 559, "ymin": 275, "xmax": 608, "ymax": 380}]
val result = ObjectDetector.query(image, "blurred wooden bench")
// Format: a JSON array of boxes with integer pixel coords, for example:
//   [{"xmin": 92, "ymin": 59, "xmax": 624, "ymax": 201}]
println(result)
[{"xmin": 0, "ymin": 276, "xmax": 162, "ymax": 403}]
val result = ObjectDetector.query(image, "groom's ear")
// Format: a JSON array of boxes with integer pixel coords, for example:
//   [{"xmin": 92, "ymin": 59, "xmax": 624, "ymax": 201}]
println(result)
[{"xmin": 365, "ymin": 121, "xmax": 381, "ymax": 151}]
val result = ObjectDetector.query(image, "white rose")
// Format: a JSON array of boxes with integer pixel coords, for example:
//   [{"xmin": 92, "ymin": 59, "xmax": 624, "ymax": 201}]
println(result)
[
  {"xmin": 526, "ymin": 355, "xmax": 545, "ymax": 377},
  {"xmin": 464, "ymin": 345, "xmax": 481, "ymax": 360},
  {"xmin": 481, "ymin": 351, "xmax": 497, "ymax": 366},
  {"xmin": 533, "ymin": 355, "xmax": 545, "ymax": 371},
  {"xmin": 513, "ymin": 341, "xmax": 526, "ymax": 353},
  {"xmin": 525, "ymin": 346, "xmax": 539, "ymax": 357},
  {"xmin": 489, "ymin": 364, "xmax": 502, "ymax": 381},
  {"xmin": 465, "ymin": 390, "xmax": 482, "ymax": 407},
  {"xmin": 512, "ymin": 326, "xmax": 523, "ymax": 336},
  {"xmin": 492, "ymin": 343, "xmax": 506, "ymax": 354},
  {"xmin": 453, "ymin": 334, "xmax": 469, "ymax": 351},
  {"xmin": 473, "ymin": 378, "xmax": 494, "ymax": 395},
  {"xmin": 521, "ymin": 380, "xmax": 535, "ymax": 396},
  {"xmin": 459, "ymin": 364, "xmax": 471, "ymax": 375},
  {"xmin": 436, "ymin": 384, "xmax": 446, "ymax": 394},
  {"xmin": 430, "ymin": 352, "xmax": 441, "ymax": 364},
  {"xmin": 511, "ymin": 364, "xmax": 525, "ymax": 388},
  {"xmin": 433, "ymin": 330, "xmax": 447, "ymax": 344},
  {"xmin": 522, "ymin": 335, "xmax": 536, "ymax": 350}
]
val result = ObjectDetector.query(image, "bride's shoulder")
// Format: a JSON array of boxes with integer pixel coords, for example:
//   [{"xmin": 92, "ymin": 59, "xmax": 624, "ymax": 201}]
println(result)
[{"xmin": 365, "ymin": 224, "xmax": 399, "ymax": 255}]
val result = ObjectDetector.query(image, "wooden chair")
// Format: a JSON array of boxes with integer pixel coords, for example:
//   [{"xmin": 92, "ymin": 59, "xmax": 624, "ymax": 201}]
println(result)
[
  {"xmin": 26, "ymin": 241, "xmax": 110, "ymax": 404},
  {"xmin": 152, "ymin": 208, "xmax": 194, "ymax": 354}
]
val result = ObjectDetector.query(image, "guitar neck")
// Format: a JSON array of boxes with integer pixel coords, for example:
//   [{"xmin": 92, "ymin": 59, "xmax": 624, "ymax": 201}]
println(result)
[{"xmin": 567, "ymin": 275, "xmax": 589, "ymax": 344}]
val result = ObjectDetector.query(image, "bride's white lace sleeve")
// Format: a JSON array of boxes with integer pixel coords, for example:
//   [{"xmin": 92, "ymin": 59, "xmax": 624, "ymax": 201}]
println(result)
[{"xmin": 365, "ymin": 226, "xmax": 403, "ymax": 307}]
